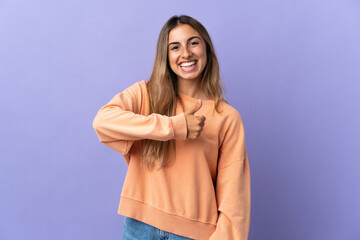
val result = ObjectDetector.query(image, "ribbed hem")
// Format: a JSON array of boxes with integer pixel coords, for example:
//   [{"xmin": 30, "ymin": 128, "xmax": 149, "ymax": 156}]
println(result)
[
  {"xmin": 170, "ymin": 113, "xmax": 187, "ymax": 140},
  {"xmin": 118, "ymin": 196, "xmax": 216, "ymax": 240}
]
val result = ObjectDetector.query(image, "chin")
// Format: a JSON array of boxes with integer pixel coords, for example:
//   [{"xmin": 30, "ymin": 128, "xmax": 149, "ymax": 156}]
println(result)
[{"xmin": 179, "ymin": 74, "xmax": 201, "ymax": 81}]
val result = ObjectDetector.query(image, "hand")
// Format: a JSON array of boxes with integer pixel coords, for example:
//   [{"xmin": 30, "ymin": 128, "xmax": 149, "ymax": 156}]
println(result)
[{"xmin": 184, "ymin": 99, "xmax": 206, "ymax": 139}]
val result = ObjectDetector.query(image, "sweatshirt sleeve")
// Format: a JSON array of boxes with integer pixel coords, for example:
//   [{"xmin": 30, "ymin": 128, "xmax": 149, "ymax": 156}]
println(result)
[
  {"xmin": 92, "ymin": 81, "xmax": 187, "ymax": 157},
  {"xmin": 209, "ymin": 111, "xmax": 251, "ymax": 240}
]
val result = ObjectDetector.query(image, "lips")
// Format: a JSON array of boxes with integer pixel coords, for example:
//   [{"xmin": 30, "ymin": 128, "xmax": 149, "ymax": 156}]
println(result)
[{"xmin": 179, "ymin": 60, "xmax": 198, "ymax": 72}]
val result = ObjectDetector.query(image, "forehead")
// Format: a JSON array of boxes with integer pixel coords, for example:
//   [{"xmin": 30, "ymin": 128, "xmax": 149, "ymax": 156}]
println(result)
[{"xmin": 168, "ymin": 24, "xmax": 201, "ymax": 43}]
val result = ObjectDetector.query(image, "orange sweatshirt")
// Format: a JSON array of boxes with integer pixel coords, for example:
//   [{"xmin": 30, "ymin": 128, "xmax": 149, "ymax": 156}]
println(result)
[{"xmin": 92, "ymin": 80, "xmax": 251, "ymax": 240}]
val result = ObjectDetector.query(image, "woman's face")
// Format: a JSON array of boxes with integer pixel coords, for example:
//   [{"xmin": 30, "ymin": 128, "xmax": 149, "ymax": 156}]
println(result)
[{"xmin": 167, "ymin": 24, "xmax": 207, "ymax": 83}]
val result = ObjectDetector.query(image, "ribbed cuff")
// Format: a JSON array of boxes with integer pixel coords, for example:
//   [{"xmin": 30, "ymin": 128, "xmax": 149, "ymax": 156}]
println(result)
[{"xmin": 170, "ymin": 113, "xmax": 187, "ymax": 140}]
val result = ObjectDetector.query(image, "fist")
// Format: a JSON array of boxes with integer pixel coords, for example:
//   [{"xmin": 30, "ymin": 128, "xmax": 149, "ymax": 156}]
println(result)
[{"xmin": 184, "ymin": 99, "xmax": 206, "ymax": 139}]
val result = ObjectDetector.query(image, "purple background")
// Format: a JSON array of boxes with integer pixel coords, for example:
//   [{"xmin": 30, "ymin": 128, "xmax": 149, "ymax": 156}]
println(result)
[{"xmin": 1, "ymin": 0, "xmax": 359, "ymax": 239}]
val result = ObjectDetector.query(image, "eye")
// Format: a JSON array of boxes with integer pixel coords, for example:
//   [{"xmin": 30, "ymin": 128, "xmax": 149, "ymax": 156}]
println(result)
[
  {"xmin": 170, "ymin": 45, "xmax": 180, "ymax": 51},
  {"xmin": 189, "ymin": 41, "xmax": 199, "ymax": 46}
]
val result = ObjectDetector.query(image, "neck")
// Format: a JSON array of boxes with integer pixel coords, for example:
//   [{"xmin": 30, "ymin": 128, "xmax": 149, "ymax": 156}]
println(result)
[{"xmin": 178, "ymin": 77, "xmax": 207, "ymax": 99}]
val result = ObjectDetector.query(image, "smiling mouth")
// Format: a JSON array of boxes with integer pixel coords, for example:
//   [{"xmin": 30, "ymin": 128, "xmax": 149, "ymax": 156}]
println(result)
[{"xmin": 179, "ymin": 60, "xmax": 198, "ymax": 72}]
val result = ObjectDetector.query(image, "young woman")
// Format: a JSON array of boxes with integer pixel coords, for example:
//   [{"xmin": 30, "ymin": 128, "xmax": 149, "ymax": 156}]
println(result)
[{"xmin": 93, "ymin": 15, "xmax": 251, "ymax": 240}]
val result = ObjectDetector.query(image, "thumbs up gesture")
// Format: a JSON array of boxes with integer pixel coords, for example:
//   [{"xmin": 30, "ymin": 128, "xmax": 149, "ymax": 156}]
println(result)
[{"xmin": 184, "ymin": 99, "xmax": 206, "ymax": 139}]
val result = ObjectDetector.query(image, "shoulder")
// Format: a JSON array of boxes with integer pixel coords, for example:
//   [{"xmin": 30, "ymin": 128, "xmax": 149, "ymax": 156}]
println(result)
[
  {"xmin": 117, "ymin": 80, "xmax": 150, "ymax": 107},
  {"xmin": 217, "ymin": 101, "xmax": 244, "ymax": 126},
  {"xmin": 106, "ymin": 80, "xmax": 150, "ymax": 114},
  {"xmin": 122, "ymin": 80, "xmax": 148, "ymax": 97},
  {"xmin": 216, "ymin": 101, "xmax": 246, "ymax": 141}
]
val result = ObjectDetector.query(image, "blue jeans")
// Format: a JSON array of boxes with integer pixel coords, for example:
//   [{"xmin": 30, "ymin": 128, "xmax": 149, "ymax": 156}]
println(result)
[{"xmin": 122, "ymin": 217, "xmax": 194, "ymax": 240}]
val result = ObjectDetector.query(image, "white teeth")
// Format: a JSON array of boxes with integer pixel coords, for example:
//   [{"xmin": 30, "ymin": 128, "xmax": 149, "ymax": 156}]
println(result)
[{"xmin": 180, "ymin": 61, "xmax": 196, "ymax": 67}]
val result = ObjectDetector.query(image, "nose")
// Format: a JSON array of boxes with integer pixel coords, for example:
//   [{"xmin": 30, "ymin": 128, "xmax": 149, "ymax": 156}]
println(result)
[{"xmin": 181, "ymin": 46, "xmax": 192, "ymax": 59}]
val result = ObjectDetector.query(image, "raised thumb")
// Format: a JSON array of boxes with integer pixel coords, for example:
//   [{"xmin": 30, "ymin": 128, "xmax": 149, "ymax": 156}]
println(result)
[{"xmin": 187, "ymin": 99, "xmax": 202, "ymax": 115}]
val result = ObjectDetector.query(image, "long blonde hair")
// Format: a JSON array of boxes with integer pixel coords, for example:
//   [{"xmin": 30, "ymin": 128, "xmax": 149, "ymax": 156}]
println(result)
[{"xmin": 142, "ymin": 15, "xmax": 225, "ymax": 170}]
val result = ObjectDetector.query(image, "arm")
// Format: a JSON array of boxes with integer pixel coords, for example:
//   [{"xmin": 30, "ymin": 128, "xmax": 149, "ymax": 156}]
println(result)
[
  {"xmin": 209, "ymin": 112, "xmax": 251, "ymax": 240},
  {"xmin": 92, "ymin": 81, "xmax": 187, "ymax": 156}
]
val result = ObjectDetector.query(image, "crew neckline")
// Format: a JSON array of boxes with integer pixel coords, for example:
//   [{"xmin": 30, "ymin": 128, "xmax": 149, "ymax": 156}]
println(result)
[{"xmin": 178, "ymin": 92, "xmax": 215, "ymax": 105}]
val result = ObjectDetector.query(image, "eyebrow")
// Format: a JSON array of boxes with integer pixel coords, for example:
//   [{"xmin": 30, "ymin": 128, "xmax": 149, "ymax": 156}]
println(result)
[{"xmin": 168, "ymin": 36, "xmax": 201, "ymax": 47}]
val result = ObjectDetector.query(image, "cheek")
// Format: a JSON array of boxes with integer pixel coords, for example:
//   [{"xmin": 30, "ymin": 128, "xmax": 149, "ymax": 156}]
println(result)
[
  {"xmin": 168, "ymin": 54, "xmax": 176, "ymax": 67},
  {"xmin": 197, "ymin": 46, "xmax": 207, "ymax": 60},
  {"xmin": 200, "ymin": 49, "xmax": 207, "ymax": 72},
  {"xmin": 199, "ymin": 48, "xmax": 207, "ymax": 65}
]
